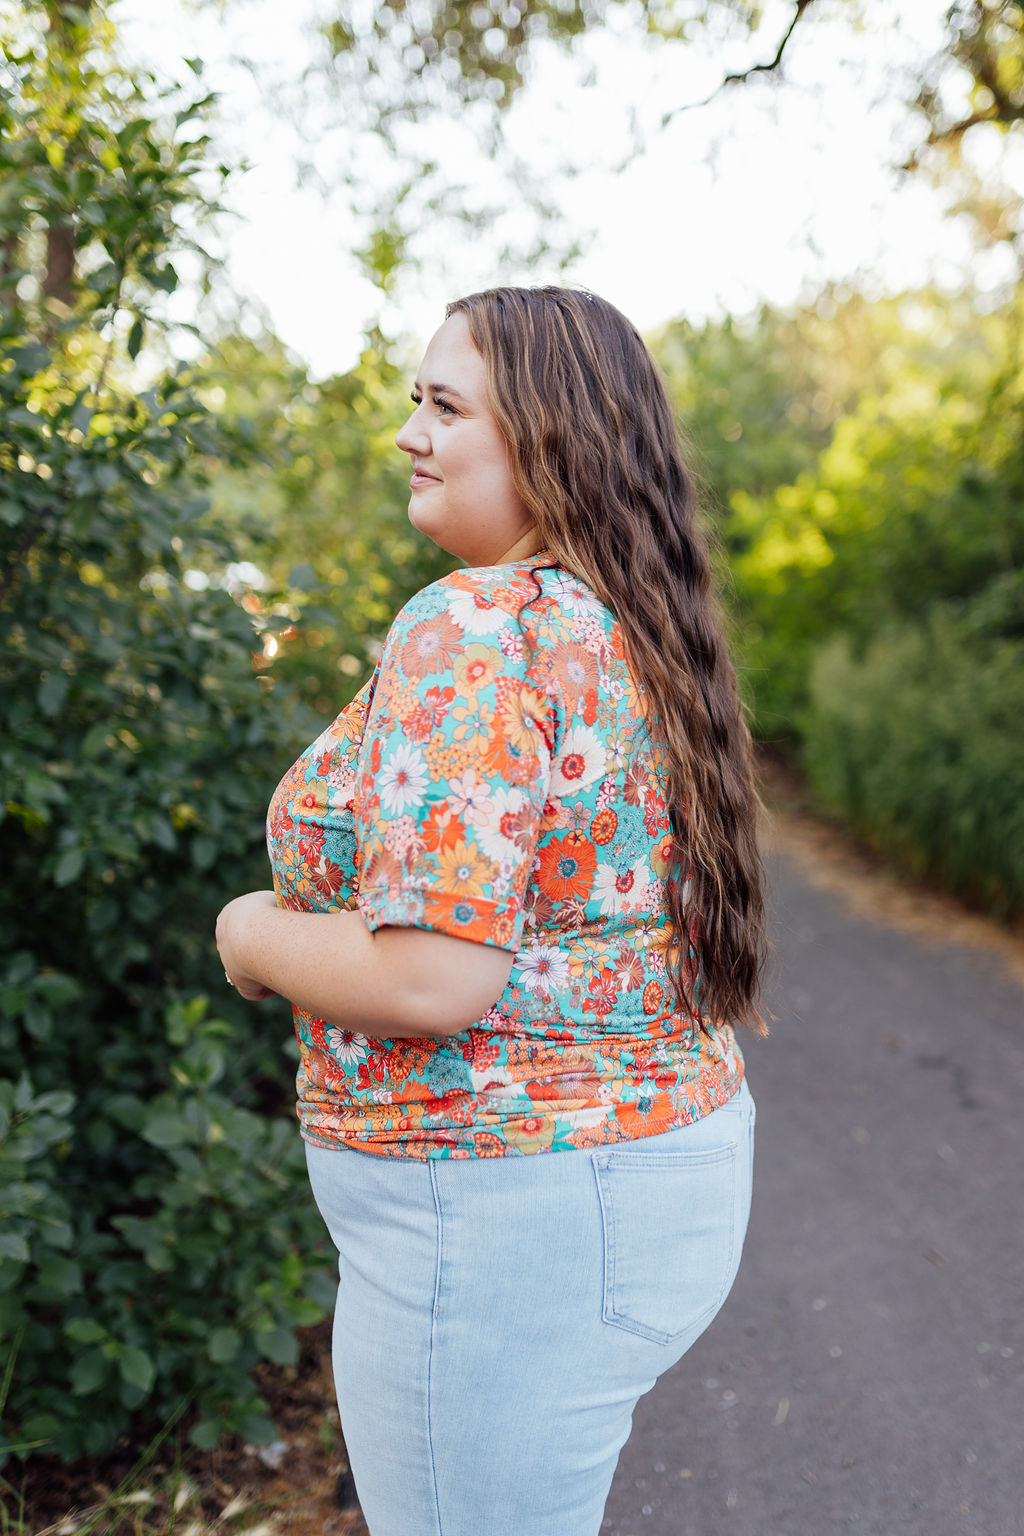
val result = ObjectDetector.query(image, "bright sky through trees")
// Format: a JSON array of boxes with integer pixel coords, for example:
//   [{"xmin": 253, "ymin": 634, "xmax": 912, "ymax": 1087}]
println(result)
[{"xmin": 115, "ymin": 0, "xmax": 1021, "ymax": 377}]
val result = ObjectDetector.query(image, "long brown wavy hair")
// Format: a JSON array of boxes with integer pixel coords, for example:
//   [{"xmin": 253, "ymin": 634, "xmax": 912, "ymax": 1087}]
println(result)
[{"xmin": 447, "ymin": 285, "xmax": 773, "ymax": 1036}]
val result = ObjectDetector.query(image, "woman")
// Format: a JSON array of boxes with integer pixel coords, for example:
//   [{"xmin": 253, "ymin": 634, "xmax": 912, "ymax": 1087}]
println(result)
[{"xmin": 216, "ymin": 285, "xmax": 771, "ymax": 1536}]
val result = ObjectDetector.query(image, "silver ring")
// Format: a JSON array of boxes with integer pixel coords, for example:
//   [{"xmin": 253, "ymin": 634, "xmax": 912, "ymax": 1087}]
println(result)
[{"xmin": 224, "ymin": 970, "xmax": 234, "ymax": 987}]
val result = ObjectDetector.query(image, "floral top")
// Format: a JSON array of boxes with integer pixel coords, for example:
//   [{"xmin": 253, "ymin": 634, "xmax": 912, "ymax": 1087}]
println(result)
[{"xmin": 266, "ymin": 551, "xmax": 745, "ymax": 1158}]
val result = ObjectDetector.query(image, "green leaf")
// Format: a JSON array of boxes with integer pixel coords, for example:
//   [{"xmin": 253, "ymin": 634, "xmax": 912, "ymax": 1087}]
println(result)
[
  {"xmin": 17, "ymin": 1412, "xmax": 61, "ymax": 1444},
  {"xmin": 254, "ymin": 1326, "xmax": 298, "ymax": 1367},
  {"xmin": 38, "ymin": 1255, "xmax": 82, "ymax": 1296},
  {"xmin": 140, "ymin": 1113, "xmax": 190, "ymax": 1148},
  {"xmin": 64, "ymin": 1317, "xmax": 108, "ymax": 1345},
  {"xmin": 37, "ymin": 672, "xmax": 68, "ymax": 716},
  {"xmin": 127, "ymin": 317, "xmax": 144, "ymax": 360},
  {"xmin": 189, "ymin": 1417, "xmax": 223, "ymax": 1451},
  {"xmin": 118, "ymin": 1345, "xmax": 155, "ymax": 1393},
  {"xmin": 53, "ymin": 847, "xmax": 84, "ymax": 886},
  {"xmin": 237, "ymin": 1413, "xmax": 278, "ymax": 1447},
  {"xmin": 31, "ymin": 1089, "xmax": 75, "ymax": 1117},
  {"xmin": 0, "ymin": 1234, "xmax": 29, "ymax": 1264},
  {"xmin": 208, "ymin": 1326, "xmax": 241, "ymax": 1363},
  {"xmin": 70, "ymin": 1347, "xmax": 110, "ymax": 1395}
]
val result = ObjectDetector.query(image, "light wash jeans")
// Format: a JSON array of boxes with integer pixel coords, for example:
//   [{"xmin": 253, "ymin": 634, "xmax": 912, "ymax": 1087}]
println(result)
[{"xmin": 304, "ymin": 1075, "xmax": 756, "ymax": 1536}]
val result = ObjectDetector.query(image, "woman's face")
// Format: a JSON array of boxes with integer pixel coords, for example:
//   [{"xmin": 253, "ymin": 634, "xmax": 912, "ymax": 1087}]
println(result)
[{"xmin": 395, "ymin": 312, "xmax": 539, "ymax": 567}]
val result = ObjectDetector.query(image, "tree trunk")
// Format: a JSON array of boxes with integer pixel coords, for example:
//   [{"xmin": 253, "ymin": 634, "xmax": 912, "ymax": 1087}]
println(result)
[
  {"xmin": 42, "ymin": 224, "xmax": 76, "ymax": 306},
  {"xmin": 0, "ymin": 232, "xmax": 20, "ymax": 313},
  {"xmin": 42, "ymin": 0, "xmax": 94, "ymax": 305}
]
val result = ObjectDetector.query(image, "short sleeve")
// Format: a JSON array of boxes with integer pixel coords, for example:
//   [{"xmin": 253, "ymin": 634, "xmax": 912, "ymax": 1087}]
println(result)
[{"xmin": 353, "ymin": 572, "xmax": 559, "ymax": 951}]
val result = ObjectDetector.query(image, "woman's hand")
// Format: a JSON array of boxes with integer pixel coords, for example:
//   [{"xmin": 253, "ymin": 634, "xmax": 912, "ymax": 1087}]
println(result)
[{"xmin": 216, "ymin": 890, "xmax": 279, "ymax": 1001}]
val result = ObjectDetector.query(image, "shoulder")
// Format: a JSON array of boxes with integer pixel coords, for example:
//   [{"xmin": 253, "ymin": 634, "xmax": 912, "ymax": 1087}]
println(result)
[
  {"xmin": 381, "ymin": 559, "xmax": 615, "ymax": 688},
  {"xmin": 390, "ymin": 559, "xmax": 569, "ymax": 639}
]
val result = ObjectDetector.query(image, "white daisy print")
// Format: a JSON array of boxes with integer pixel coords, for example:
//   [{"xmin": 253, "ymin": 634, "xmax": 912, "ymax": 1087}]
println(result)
[
  {"xmin": 547, "ymin": 573, "xmax": 604, "ymax": 617},
  {"xmin": 514, "ymin": 941, "xmax": 571, "ymax": 996},
  {"xmin": 378, "ymin": 741, "xmax": 429, "ymax": 813},
  {"xmin": 475, "ymin": 784, "xmax": 528, "ymax": 861},
  {"xmin": 447, "ymin": 590, "xmax": 509, "ymax": 636},
  {"xmin": 326, "ymin": 1028, "xmax": 369, "ymax": 1065},
  {"xmin": 593, "ymin": 858, "xmax": 652, "ymax": 915},
  {"xmin": 549, "ymin": 724, "xmax": 606, "ymax": 797}
]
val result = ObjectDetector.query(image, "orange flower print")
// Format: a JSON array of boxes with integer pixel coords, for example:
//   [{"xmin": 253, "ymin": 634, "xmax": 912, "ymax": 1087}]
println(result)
[
  {"xmin": 423, "ymin": 730, "xmax": 471, "ymax": 779},
  {"xmin": 361, "ymin": 845, "xmax": 407, "ymax": 889},
  {"xmin": 469, "ymin": 1036, "xmax": 501, "ymax": 1072},
  {"xmin": 424, "ymin": 1089, "xmax": 476, "ymax": 1126},
  {"xmin": 565, "ymin": 1119, "xmax": 620, "ymax": 1150},
  {"xmin": 310, "ymin": 858, "xmax": 344, "ymax": 901},
  {"xmin": 435, "ymin": 840, "xmax": 495, "ymax": 899},
  {"xmin": 650, "ymin": 831, "xmax": 677, "ymax": 879},
  {"xmin": 643, "ymin": 788, "xmax": 671, "ymax": 838},
  {"xmin": 448, "ymin": 703, "xmax": 492, "ymax": 755},
  {"xmin": 589, "ymin": 806, "xmax": 617, "ymax": 845},
  {"xmin": 398, "ymin": 612, "xmax": 466, "ymax": 678},
  {"xmin": 613, "ymin": 945, "xmax": 645, "ymax": 992},
  {"xmin": 472, "ymin": 1131, "xmax": 507, "ymax": 1156},
  {"xmin": 393, "ymin": 1040, "xmax": 438, "ymax": 1076},
  {"xmin": 549, "ymin": 639, "xmax": 598, "ymax": 702},
  {"xmin": 504, "ymin": 1113, "xmax": 556, "ymax": 1153},
  {"xmin": 292, "ymin": 782, "xmax": 328, "ymax": 818},
  {"xmin": 536, "ymin": 833, "xmax": 596, "ymax": 902},
  {"xmin": 421, "ymin": 800, "xmax": 463, "ymax": 853},
  {"xmin": 406, "ymin": 685, "xmax": 456, "ymax": 744},
  {"xmin": 642, "ymin": 979, "xmax": 663, "ymax": 1015},
  {"xmin": 502, "ymin": 683, "xmax": 554, "ymax": 756},
  {"xmin": 583, "ymin": 969, "xmax": 618, "ymax": 1017},
  {"xmin": 452, "ymin": 643, "xmax": 501, "ymax": 698},
  {"xmin": 298, "ymin": 822, "xmax": 325, "ymax": 863},
  {"xmin": 614, "ymin": 1097, "xmax": 662, "ymax": 1137}
]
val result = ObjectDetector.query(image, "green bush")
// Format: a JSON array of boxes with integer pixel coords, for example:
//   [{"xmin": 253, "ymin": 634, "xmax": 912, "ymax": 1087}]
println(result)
[
  {"xmin": 799, "ymin": 610, "xmax": 1024, "ymax": 919},
  {"xmin": 0, "ymin": 19, "xmax": 336, "ymax": 1462},
  {"xmin": 0, "ymin": 998, "xmax": 336, "ymax": 1462},
  {"xmin": 0, "ymin": 325, "xmax": 338, "ymax": 1461}
]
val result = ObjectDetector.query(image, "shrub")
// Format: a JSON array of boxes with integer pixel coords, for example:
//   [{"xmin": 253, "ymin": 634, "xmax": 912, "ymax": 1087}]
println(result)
[
  {"xmin": 0, "ymin": 997, "xmax": 336, "ymax": 1461},
  {"xmin": 799, "ymin": 610, "xmax": 1024, "ymax": 919},
  {"xmin": 0, "ymin": 23, "xmax": 336, "ymax": 1458}
]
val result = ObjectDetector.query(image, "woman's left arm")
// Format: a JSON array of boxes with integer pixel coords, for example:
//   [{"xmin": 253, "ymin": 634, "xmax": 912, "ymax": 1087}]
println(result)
[{"xmin": 215, "ymin": 890, "xmax": 514, "ymax": 1039}]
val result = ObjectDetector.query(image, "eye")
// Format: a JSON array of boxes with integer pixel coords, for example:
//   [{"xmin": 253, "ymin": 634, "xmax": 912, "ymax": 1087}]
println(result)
[{"xmin": 433, "ymin": 394, "xmax": 457, "ymax": 417}]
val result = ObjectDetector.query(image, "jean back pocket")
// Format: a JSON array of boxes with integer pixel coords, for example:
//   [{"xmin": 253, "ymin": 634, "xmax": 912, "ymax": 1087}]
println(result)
[{"xmin": 593, "ymin": 1139, "xmax": 739, "ymax": 1346}]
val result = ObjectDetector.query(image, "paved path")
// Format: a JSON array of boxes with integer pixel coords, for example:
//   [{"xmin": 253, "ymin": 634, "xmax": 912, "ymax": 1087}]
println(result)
[{"xmin": 602, "ymin": 847, "xmax": 1024, "ymax": 1536}]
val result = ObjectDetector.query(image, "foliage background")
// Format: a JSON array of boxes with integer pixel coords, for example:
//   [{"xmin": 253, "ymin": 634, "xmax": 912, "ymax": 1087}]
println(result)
[{"xmin": 1, "ymin": 0, "xmax": 1022, "ymax": 1473}]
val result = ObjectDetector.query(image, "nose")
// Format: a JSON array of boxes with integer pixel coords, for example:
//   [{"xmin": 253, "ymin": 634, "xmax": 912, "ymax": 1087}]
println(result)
[{"xmin": 396, "ymin": 404, "xmax": 429, "ymax": 456}]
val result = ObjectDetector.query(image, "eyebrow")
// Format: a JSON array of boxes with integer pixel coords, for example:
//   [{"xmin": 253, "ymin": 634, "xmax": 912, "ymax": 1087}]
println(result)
[{"xmin": 412, "ymin": 380, "xmax": 469, "ymax": 401}]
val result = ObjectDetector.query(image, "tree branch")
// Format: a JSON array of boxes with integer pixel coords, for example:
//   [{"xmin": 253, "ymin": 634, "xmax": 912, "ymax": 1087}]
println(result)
[
  {"xmin": 904, "ymin": 93, "xmax": 1024, "ymax": 171},
  {"xmin": 661, "ymin": 0, "xmax": 819, "ymax": 129}
]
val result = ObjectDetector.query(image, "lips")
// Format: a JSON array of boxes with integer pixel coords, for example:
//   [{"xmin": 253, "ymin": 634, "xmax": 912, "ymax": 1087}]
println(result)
[{"xmin": 410, "ymin": 468, "xmax": 441, "ymax": 487}]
